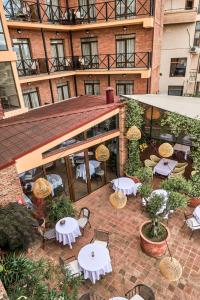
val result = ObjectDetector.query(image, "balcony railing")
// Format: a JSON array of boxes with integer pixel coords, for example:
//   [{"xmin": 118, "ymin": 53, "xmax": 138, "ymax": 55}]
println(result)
[
  {"xmin": 16, "ymin": 52, "xmax": 151, "ymax": 76},
  {"xmin": 4, "ymin": 0, "xmax": 154, "ymax": 24}
]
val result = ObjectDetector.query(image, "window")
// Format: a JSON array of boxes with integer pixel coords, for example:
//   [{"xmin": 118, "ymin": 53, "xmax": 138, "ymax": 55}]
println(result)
[
  {"xmin": 116, "ymin": 0, "xmax": 136, "ymax": 20},
  {"xmin": 57, "ymin": 83, "xmax": 70, "ymax": 101},
  {"xmin": 0, "ymin": 62, "xmax": 20, "ymax": 111},
  {"xmin": 23, "ymin": 88, "xmax": 40, "ymax": 109},
  {"xmin": 185, "ymin": 0, "xmax": 194, "ymax": 9},
  {"xmin": 46, "ymin": 0, "xmax": 60, "ymax": 21},
  {"xmin": 13, "ymin": 39, "xmax": 34, "ymax": 76},
  {"xmin": 84, "ymin": 80, "xmax": 100, "ymax": 95},
  {"xmin": 196, "ymin": 82, "xmax": 200, "ymax": 96},
  {"xmin": 0, "ymin": 18, "xmax": 7, "ymax": 51},
  {"xmin": 81, "ymin": 37, "xmax": 98, "ymax": 68},
  {"xmin": 50, "ymin": 39, "xmax": 65, "ymax": 71},
  {"xmin": 194, "ymin": 22, "xmax": 200, "ymax": 47},
  {"xmin": 116, "ymin": 34, "xmax": 135, "ymax": 68},
  {"xmin": 168, "ymin": 86, "xmax": 183, "ymax": 96},
  {"xmin": 116, "ymin": 81, "xmax": 133, "ymax": 95},
  {"xmin": 79, "ymin": 0, "xmax": 96, "ymax": 22},
  {"xmin": 170, "ymin": 58, "xmax": 187, "ymax": 77},
  {"xmin": 198, "ymin": 0, "xmax": 200, "ymax": 13}
]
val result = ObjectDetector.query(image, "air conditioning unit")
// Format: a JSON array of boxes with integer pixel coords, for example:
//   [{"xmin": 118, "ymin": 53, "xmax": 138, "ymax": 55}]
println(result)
[{"xmin": 190, "ymin": 46, "xmax": 198, "ymax": 54}]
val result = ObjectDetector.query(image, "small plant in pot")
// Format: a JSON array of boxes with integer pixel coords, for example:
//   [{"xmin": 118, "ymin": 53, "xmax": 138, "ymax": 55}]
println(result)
[
  {"xmin": 188, "ymin": 172, "xmax": 200, "ymax": 207},
  {"xmin": 139, "ymin": 189, "xmax": 188, "ymax": 257}
]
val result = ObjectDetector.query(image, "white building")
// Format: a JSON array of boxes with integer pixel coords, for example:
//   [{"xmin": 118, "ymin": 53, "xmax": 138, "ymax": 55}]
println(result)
[{"xmin": 159, "ymin": 0, "xmax": 200, "ymax": 96}]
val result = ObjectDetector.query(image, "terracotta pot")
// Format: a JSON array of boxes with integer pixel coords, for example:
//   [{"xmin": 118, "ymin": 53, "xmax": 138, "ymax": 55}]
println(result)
[
  {"xmin": 139, "ymin": 221, "xmax": 170, "ymax": 257},
  {"xmin": 125, "ymin": 173, "xmax": 140, "ymax": 183},
  {"xmin": 189, "ymin": 198, "xmax": 200, "ymax": 208}
]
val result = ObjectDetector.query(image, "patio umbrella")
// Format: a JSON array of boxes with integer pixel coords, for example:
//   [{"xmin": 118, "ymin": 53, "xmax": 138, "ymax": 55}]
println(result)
[
  {"xmin": 158, "ymin": 143, "xmax": 174, "ymax": 158},
  {"xmin": 95, "ymin": 144, "xmax": 110, "ymax": 161},
  {"xmin": 33, "ymin": 178, "xmax": 52, "ymax": 198},
  {"xmin": 126, "ymin": 126, "xmax": 141, "ymax": 141}
]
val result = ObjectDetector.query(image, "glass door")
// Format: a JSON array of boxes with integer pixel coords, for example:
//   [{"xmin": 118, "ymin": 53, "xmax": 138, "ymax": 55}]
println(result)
[
  {"xmin": 79, "ymin": 0, "xmax": 96, "ymax": 23},
  {"xmin": 46, "ymin": 0, "xmax": 60, "ymax": 22},
  {"xmin": 13, "ymin": 38, "xmax": 32, "ymax": 76},
  {"xmin": 81, "ymin": 37, "xmax": 98, "ymax": 68},
  {"xmin": 23, "ymin": 88, "xmax": 40, "ymax": 109},
  {"xmin": 116, "ymin": 34, "xmax": 135, "ymax": 68},
  {"xmin": 50, "ymin": 39, "xmax": 65, "ymax": 71},
  {"xmin": 115, "ymin": 0, "xmax": 136, "ymax": 20}
]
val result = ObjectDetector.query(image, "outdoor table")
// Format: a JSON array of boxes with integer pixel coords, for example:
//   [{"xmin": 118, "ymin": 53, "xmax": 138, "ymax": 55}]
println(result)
[
  {"xmin": 193, "ymin": 205, "xmax": 200, "ymax": 223},
  {"xmin": 173, "ymin": 143, "xmax": 190, "ymax": 160},
  {"xmin": 112, "ymin": 177, "xmax": 141, "ymax": 195},
  {"xmin": 153, "ymin": 158, "xmax": 178, "ymax": 176},
  {"xmin": 55, "ymin": 217, "xmax": 81, "ymax": 248},
  {"xmin": 46, "ymin": 174, "xmax": 63, "ymax": 196},
  {"xmin": 78, "ymin": 243, "xmax": 112, "ymax": 284},
  {"xmin": 76, "ymin": 162, "xmax": 95, "ymax": 181}
]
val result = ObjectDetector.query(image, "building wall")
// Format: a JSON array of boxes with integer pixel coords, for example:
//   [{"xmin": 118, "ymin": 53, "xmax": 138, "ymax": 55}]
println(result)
[{"xmin": 0, "ymin": 164, "xmax": 23, "ymax": 206}]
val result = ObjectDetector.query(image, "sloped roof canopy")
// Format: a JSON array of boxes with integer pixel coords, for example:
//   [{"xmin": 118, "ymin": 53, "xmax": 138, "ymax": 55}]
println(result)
[{"xmin": 122, "ymin": 94, "xmax": 200, "ymax": 120}]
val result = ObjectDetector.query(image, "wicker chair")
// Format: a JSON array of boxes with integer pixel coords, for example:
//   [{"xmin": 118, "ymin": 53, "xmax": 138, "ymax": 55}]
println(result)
[
  {"xmin": 79, "ymin": 292, "xmax": 105, "ymax": 300},
  {"xmin": 173, "ymin": 165, "xmax": 186, "ymax": 173},
  {"xmin": 78, "ymin": 207, "xmax": 91, "ymax": 235},
  {"xmin": 168, "ymin": 170, "xmax": 185, "ymax": 178},
  {"xmin": 150, "ymin": 154, "xmax": 160, "ymax": 163},
  {"xmin": 176, "ymin": 162, "xmax": 188, "ymax": 168},
  {"xmin": 59, "ymin": 256, "xmax": 82, "ymax": 277},
  {"xmin": 144, "ymin": 159, "xmax": 156, "ymax": 168},
  {"xmin": 125, "ymin": 284, "xmax": 155, "ymax": 300},
  {"xmin": 90, "ymin": 229, "xmax": 109, "ymax": 248}
]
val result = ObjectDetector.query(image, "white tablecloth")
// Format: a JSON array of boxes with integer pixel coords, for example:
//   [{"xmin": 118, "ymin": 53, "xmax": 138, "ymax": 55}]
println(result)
[
  {"xmin": 142, "ymin": 189, "xmax": 170, "ymax": 217},
  {"xmin": 109, "ymin": 298, "xmax": 128, "ymax": 300},
  {"xmin": 193, "ymin": 205, "xmax": 200, "ymax": 224},
  {"xmin": 173, "ymin": 143, "xmax": 190, "ymax": 160},
  {"xmin": 112, "ymin": 177, "xmax": 141, "ymax": 196},
  {"xmin": 55, "ymin": 217, "xmax": 81, "ymax": 248},
  {"xmin": 78, "ymin": 243, "xmax": 112, "ymax": 284},
  {"xmin": 76, "ymin": 162, "xmax": 95, "ymax": 181},
  {"xmin": 153, "ymin": 158, "xmax": 178, "ymax": 176},
  {"xmin": 89, "ymin": 160, "xmax": 101, "ymax": 169},
  {"xmin": 46, "ymin": 174, "xmax": 63, "ymax": 196}
]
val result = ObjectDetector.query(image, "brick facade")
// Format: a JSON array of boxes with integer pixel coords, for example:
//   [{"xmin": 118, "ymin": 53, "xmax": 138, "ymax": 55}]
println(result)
[{"xmin": 0, "ymin": 164, "xmax": 23, "ymax": 206}]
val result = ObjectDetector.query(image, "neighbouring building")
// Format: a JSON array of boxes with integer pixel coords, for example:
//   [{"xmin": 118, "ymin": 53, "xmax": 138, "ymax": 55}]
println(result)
[
  {"xmin": 159, "ymin": 0, "xmax": 200, "ymax": 96},
  {"xmin": 0, "ymin": 0, "xmax": 164, "ymax": 119}
]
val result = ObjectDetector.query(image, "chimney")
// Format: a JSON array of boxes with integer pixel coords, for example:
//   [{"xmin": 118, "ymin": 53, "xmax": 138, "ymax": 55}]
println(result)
[{"xmin": 106, "ymin": 87, "xmax": 114, "ymax": 104}]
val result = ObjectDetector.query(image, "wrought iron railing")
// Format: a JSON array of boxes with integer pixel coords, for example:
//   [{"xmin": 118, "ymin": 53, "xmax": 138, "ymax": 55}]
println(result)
[
  {"xmin": 16, "ymin": 52, "xmax": 151, "ymax": 76},
  {"xmin": 4, "ymin": 0, "xmax": 154, "ymax": 23}
]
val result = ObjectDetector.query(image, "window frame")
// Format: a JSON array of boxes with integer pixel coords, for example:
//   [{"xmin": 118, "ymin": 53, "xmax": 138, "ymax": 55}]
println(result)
[
  {"xmin": 168, "ymin": 85, "xmax": 184, "ymax": 96},
  {"xmin": 116, "ymin": 80, "xmax": 134, "ymax": 95},
  {"xmin": 0, "ymin": 18, "xmax": 8, "ymax": 51},
  {"xmin": 22, "ymin": 88, "xmax": 40, "ymax": 109},
  {"xmin": 194, "ymin": 21, "xmax": 200, "ymax": 46},
  {"xmin": 169, "ymin": 58, "xmax": 187, "ymax": 77},
  {"xmin": 84, "ymin": 80, "xmax": 100, "ymax": 95},
  {"xmin": 185, "ymin": 0, "xmax": 194, "ymax": 9},
  {"xmin": 57, "ymin": 82, "xmax": 70, "ymax": 101}
]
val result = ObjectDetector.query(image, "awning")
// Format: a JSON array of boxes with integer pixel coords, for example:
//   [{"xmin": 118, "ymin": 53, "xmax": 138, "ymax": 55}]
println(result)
[{"xmin": 122, "ymin": 94, "xmax": 200, "ymax": 120}]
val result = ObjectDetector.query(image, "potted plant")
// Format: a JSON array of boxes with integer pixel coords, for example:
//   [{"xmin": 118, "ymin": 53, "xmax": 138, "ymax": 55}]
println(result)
[
  {"xmin": 139, "ymin": 190, "xmax": 188, "ymax": 257},
  {"xmin": 135, "ymin": 167, "xmax": 153, "ymax": 184},
  {"xmin": 188, "ymin": 172, "xmax": 200, "ymax": 207}
]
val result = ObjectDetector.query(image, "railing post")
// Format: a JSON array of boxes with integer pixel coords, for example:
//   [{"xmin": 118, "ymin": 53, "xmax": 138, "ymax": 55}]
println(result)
[
  {"xmin": 108, "ymin": 54, "xmax": 110, "ymax": 70},
  {"xmin": 36, "ymin": 0, "xmax": 42, "ymax": 22},
  {"xmin": 148, "ymin": 51, "xmax": 152, "ymax": 68},
  {"xmin": 105, "ymin": 1, "xmax": 108, "ymax": 21},
  {"xmin": 150, "ymin": 0, "xmax": 155, "ymax": 16}
]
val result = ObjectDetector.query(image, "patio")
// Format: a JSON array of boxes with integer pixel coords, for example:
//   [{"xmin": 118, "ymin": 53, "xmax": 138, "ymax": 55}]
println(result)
[{"xmin": 28, "ymin": 183, "xmax": 200, "ymax": 300}]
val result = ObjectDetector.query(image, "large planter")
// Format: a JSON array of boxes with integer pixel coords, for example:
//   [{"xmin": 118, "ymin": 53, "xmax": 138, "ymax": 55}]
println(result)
[
  {"xmin": 139, "ymin": 221, "xmax": 170, "ymax": 257},
  {"xmin": 189, "ymin": 197, "xmax": 200, "ymax": 208}
]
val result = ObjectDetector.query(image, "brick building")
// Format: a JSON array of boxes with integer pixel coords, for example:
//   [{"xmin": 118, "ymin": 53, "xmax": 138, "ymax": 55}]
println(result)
[{"xmin": 0, "ymin": 0, "xmax": 164, "ymax": 119}]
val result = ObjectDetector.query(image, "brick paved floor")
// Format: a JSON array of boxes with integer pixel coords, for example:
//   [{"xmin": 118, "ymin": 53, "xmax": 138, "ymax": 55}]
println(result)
[{"xmin": 33, "ymin": 184, "xmax": 200, "ymax": 300}]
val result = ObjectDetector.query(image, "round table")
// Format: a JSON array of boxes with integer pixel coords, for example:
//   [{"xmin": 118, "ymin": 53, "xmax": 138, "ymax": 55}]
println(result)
[
  {"xmin": 55, "ymin": 217, "xmax": 81, "ymax": 248},
  {"xmin": 78, "ymin": 243, "xmax": 112, "ymax": 284},
  {"xmin": 112, "ymin": 177, "xmax": 140, "ymax": 196}
]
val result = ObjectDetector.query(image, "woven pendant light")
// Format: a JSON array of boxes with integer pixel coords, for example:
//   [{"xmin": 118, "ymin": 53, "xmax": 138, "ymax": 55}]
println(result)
[
  {"xmin": 95, "ymin": 144, "xmax": 110, "ymax": 162},
  {"xmin": 159, "ymin": 257, "xmax": 182, "ymax": 281},
  {"xmin": 33, "ymin": 178, "xmax": 52, "ymax": 198},
  {"xmin": 158, "ymin": 143, "xmax": 173, "ymax": 158},
  {"xmin": 126, "ymin": 126, "xmax": 141, "ymax": 141},
  {"xmin": 109, "ymin": 191, "xmax": 127, "ymax": 209},
  {"xmin": 146, "ymin": 107, "xmax": 161, "ymax": 120}
]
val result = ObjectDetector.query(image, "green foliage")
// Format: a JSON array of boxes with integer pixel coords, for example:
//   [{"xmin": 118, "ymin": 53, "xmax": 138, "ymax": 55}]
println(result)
[
  {"xmin": 0, "ymin": 203, "xmax": 35, "ymax": 252},
  {"xmin": 146, "ymin": 194, "xmax": 165, "ymax": 221},
  {"xmin": 138, "ymin": 184, "xmax": 152, "ymax": 200},
  {"xmin": 0, "ymin": 253, "xmax": 82, "ymax": 300},
  {"xmin": 135, "ymin": 167, "xmax": 153, "ymax": 184},
  {"xmin": 46, "ymin": 194, "xmax": 76, "ymax": 226},
  {"xmin": 125, "ymin": 100, "xmax": 144, "ymax": 176},
  {"xmin": 160, "ymin": 176, "xmax": 192, "ymax": 195},
  {"xmin": 189, "ymin": 172, "xmax": 200, "ymax": 197},
  {"xmin": 166, "ymin": 192, "xmax": 188, "ymax": 212},
  {"xmin": 125, "ymin": 141, "xmax": 142, "ymax": 175}
]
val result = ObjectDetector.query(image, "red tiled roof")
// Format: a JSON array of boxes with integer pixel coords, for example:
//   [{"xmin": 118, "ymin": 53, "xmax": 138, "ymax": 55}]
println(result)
[{"xmin": 0, "ymin": 95, "xmax": 122, "ymax": 169}]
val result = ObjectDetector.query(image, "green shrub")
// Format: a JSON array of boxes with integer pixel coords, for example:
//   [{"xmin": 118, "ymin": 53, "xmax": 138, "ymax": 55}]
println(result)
[
  {"xmin": 189, "ymin": 172, "xmax": 200, "ymax": 197},
  {"xmin": 160, "ymin": 176, "xmax": 192, "ymax": 195},
  {"xmin": 135, "ymin": 167, "xmax": 153, "ymax": 184},
  {"xmin": 0, "ymin": 203, "xmax": 35, "ymax": 252}
]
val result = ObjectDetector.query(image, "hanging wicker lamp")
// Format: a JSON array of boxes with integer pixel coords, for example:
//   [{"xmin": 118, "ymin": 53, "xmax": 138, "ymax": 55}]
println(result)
[
  {"xmin": 109, "ymin": 191, "xmax": 127, "ymax": 209},
  {"xmin": 159, "ymin": 257, "xmax": 182, "ymax": 281},
  {"xmin": 126, "ymin": 126, "xmax": 141, "ymax": 141},
  {"xmin": 158, "ymin": 143, "xmax": 174, "ymax": 158},
  {"xmin": 146, "ymin": 107, "xmax": 161, "ymax": 120},
  {"xmin": 33, "ymin": 178, "xmax": 52, "ymax": 198},
  {"xmin": 95, "ymin": 144, "xmax": 110, "ymax": 162}
]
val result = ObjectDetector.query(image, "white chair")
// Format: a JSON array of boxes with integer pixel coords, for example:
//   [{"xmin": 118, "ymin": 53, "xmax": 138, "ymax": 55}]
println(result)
[
  {"xmin": 59, "ymin": 256, "xmax": 82, "ymax": 277},
  {"xmin": 186, "ymin": 217, "xmax": 200, "ymax": 239},
  {"xmin": 91, "ymin": 229, "xmax": 109, "ymax": 249},
  {"xmin": 77, "ymin": 207, "xmax": 91, "ymax": 235}
]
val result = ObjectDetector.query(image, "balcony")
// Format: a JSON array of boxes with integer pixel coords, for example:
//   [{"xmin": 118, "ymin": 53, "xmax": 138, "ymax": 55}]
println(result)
[
  {"xmin": 16, "ymin": 52, "xmax": 151, "ymax": 80},
  {"xmin": 164, "ymin": 7, "xmax": 197, "ymax": 25},
  {"xmin": 4, "ymin": 0, "xmax": 154, "ymax": 30}
]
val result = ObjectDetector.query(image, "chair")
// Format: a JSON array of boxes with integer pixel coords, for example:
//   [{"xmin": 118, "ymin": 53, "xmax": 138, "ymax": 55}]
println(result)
[
  {"xmin": 95, "ymin": 168, "xmax": 104, "ymax": 181},
  {"xmin": 173, "ymin": 166, "xmax": 186, "ymax": 173},
  {"xmin": 78, "ymin": 207, "xmax": 91, "ymax": 234},
  {"xmin": 41, "ymin": 227, "xmax": 56, "ymax": 249},
  {"xmin": 59, "ymin": 256, "xmax": 82, "ymax": 277},
  {"xmin": 168, "ymin": 170, "xmax": 185, "ymax": 178},
  {"xmin": 183, "ymin": 212, "xmax": 200, "ymax": 239},
  {"xmin": 79, "ymin": 292, "xmax": 105, "ymax": 300},
  {"xmin": 125, "ymin": 284, "xmax": 155, "ymax": 300},
  {"xmin": 91, "ymin": 229, "xmax": 109, "ymax": 248},
  {"xmin": 150, "ymin": 154, "xmax": 160, "ymax": 163},
  {"xmin": 144, "ymin": 159, "xmax": 156, "ymax": 168},
  {"xmin": 176, "ymin": 162, "xmax": 188, "ymax": 168}
]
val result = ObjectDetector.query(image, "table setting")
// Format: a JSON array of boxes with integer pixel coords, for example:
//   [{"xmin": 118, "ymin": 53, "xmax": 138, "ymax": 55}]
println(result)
[
  {"xmin": 153, "ymin": 158, "xmax": 178, "ymax": 176},
  {"xmin": 76, "ymin": 162, "xmax": 95, "ymax": 181},
  {"xmin": 111, "ymin": 177, "xmax": 141, "ymax": 196},
  {"xmin": 55, "ymin": 217, "xmax": 81, "ymax": 248},
  {"xmin": 78, "ymin": 243, "xmax": 112, "ymax": 284}
]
